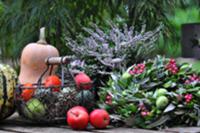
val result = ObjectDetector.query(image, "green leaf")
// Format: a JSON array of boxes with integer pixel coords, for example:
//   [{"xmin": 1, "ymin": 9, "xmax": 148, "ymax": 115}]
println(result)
[
  {"xmin": 138, "ymin": 77, "xmax": 150, "ymax": 85},
  {"xmin": 156, "ymin": 72, "xmax": 165, "ymax": 79},
  {"xmin": 163, "ymin": 81, "xmax": 176, "ymax": 88},
  {"xmin": 178, "ymin": 63, "xmax": 192, "ymax": 75},
  {"xmin": 118, "ymin": 80, "xmax": 126, "ymax": 89},
  {"xmin": 146, "ymin": 115, "xmax": 170, "ymax": 129},
  {"xmin": 174, "ymin": 110, "xmax": 185, "ymax": 115},
  {"xmin": 176, "ymin": 88, "xmax": 186, "ymax": 94},
  {"xmin": 127, "ymin": 103, "xmax": 137, "ymax": 113},
  {"xmin": 186, "ymin": 87, "xmax": 200, "ymax": 92},
  {"xmin": 163, "ymin": 104, "xmax": 176, "ymax": 113},
  {"xmin": 111, "ymin": 73, "xmax": 119, "ymax": 82},
  {"xmin": 142, "ymin": 82, "xmax": 162, "ymax": 90}
]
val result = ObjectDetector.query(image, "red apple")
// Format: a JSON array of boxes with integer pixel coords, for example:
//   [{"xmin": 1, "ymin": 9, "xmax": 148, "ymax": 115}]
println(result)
[
  {"xmin": 67, "ymin": 106, "xmax": 89, "ymax": 130},
  {"xmin": 74, "ymin": 73, "xmax": 92, "ymax": 90},
  {"xmin": 90, "ymin": 109, "xmax": 110, "ymax": 129},
  {"xmin": 44, "ymin": 75, "xmax": 61, "ymax": 92}
]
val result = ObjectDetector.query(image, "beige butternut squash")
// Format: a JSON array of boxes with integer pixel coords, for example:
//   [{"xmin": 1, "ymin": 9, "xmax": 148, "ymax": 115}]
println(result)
[{"xmin": 19, "ymin": 27, "xmax": 59, "ymax": 84}]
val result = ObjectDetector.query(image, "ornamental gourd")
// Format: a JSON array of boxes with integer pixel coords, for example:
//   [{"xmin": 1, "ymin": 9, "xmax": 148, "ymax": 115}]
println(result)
[
  {"xmin": 0, "ymin": 64, "xmax": 17, "ymax": 120},
  {"xmin": 19, "ymin": 27, "xmax": 59, "ymax": 84}
]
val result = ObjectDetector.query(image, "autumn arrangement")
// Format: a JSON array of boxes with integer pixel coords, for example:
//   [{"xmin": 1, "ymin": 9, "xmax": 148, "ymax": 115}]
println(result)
[{"xmin": 0, "ymin": 25, "xmax": 199, "ymax": 131}]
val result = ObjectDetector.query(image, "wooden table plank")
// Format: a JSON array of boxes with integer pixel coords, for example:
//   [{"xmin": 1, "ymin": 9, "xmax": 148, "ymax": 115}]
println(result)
[
  {"xmin": 0, "ymin": 113, "xmax": 164, "ymax": 133},
  {"xmin": 164, "ymin": 127, "xmax": 200, "ymax": 133},
  {"xmin": 1, "ymin": 113, "xmax": 200, "ymax": 133},
  {"xmin": 0, "ymin": 131, "xmax": 15, "ymax": 133}
]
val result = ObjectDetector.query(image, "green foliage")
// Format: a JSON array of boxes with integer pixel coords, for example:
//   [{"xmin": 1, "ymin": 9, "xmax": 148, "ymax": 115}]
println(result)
[
  {"xmin": 0, "ymin": 1, "xmax": 3, "ymax": 14},
  {"xmin": 156, "ymin": 6, "xmax": 200, "ymax": 57},
  {"xmin": 0, "ymin": 0, "xmax": 109, "ymax": 60},
  {"xmin": 177, "ymin": 58, "xmax": 200, "ymax": 73},
  {"xmin": 192, "ymin": 61, "xmax": 200, "ymax": 73},
  {"xmin": 0, "ymin": 0, "xmax": 178, "ymax": 61},
  {"xmin": 106, "ymin": 0, "xmax": 177, "ymax": 31},
  {"xmin": 156, "ymin": 34, "xmax": 181, "ymax": 58},
  {"xmin": 98, "ymin": 56, "xmax": 200, "ymax": 128},
  {"xmin": 169, "ymin": 7, "xmax": 200, "ymax": 36}
]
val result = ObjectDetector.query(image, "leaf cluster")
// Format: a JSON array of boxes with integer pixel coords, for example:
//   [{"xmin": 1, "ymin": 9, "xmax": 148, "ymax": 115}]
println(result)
[{"xmin": 98, "ymin": 56, "xmax": 200, "ymax": 128}]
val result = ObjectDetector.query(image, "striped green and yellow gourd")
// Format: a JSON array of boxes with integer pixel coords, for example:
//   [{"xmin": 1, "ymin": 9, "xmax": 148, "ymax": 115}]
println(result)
[{"xmin": 0, "ymin": 64, "xmax": 17, "ymax": 120}]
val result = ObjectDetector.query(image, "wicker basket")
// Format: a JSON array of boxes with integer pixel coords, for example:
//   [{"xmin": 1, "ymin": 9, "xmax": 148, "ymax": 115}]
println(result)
[{"xmin": 15, "ymin": 56, "xmax": 94, "ymax": 123}]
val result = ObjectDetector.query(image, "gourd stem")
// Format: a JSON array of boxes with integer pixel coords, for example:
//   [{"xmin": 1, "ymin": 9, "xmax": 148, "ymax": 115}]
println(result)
[{"xmin": 37, "ymin": 27, "xmax": 47, "ymax": 44}]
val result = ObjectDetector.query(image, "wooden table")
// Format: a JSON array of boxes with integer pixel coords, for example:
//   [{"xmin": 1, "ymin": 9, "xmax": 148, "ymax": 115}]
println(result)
[{"xmin": 0, "ymin": 113, "xmax": 200, "ymax": 133}]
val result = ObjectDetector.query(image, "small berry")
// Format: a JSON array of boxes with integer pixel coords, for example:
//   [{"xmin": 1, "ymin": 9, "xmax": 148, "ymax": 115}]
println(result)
[
  {"xmin": 130, "ymin": 63, "xmax": 145, "ymax": 75},
  {"xmin": 184, "ymin": 94, "xmax": 193, "ymax": 103},
  {"xmin": 185, "ymin": 74, "xmax": 200, "ymax": 84},
  {"xmin": 106, "ymin": 95, "xmax": 112, "ymax": 100},
  {"xmin": 141, "ymin": 111, "xmax": 150, "ymax": 117},
  {"xmin": 141, "ymin": 111, "xmax": 147, "ymax": 116},
  {"xmin": 146, "ymin": 111, "xmax": 150, "ymax": 116},
  {"xmin": 129, "ymin": 70, "xmax": 134, "ymax": 75}
]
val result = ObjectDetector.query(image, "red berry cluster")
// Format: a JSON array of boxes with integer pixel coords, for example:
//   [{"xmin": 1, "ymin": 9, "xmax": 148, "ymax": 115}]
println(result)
[
  {"xmin": 139, "ymin": 103, "xmax": 150, "ymax": 117},
  {"xmin": 141, "ymin": 111, "xmax": 150, "ymax": 117},
  {"xmin": 184, "ymin": 94, "xmax": 193, "ymax": 103},
  {"xmin": 129, "ymin": 63, "xmax": 145, "ymax": 75},
  {"xmin": 105, "ymin": 95, "xmax": 112, "ymax": 105},
  {"xmin": 166, "ymin": 59, "xmax": 178, "ymax": 74},
  {"xmin": 185, "ymin": 74, "xmax": 200, "ymax": 84}
]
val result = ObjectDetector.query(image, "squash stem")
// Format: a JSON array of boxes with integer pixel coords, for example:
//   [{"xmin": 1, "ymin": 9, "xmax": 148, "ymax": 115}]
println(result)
[{"xmin": 37, "ymin": 27, "xmax": 47, "ymax": 44}]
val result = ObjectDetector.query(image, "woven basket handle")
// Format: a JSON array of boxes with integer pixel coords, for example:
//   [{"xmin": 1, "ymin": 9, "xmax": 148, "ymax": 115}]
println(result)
[{"xmin": 45, "ymin": 56, "xmax": 75, "ymax": 65}]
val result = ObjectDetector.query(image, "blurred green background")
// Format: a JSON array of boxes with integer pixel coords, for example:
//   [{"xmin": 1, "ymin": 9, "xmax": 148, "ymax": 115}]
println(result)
[{"xmin": 0, "ymin": 0, "xmax": 200, "ymax": 69}]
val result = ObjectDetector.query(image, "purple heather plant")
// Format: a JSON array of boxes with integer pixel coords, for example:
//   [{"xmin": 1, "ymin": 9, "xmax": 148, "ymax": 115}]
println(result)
[{"xmin": 66, "ymin": 23, "xmax": 162, "ymax": 84}]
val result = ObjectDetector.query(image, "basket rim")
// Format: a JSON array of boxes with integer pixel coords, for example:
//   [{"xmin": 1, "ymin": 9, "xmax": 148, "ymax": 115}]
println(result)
[{"xmin": 17, "ymin": 82, "xmax": 93, "ymax": 90}]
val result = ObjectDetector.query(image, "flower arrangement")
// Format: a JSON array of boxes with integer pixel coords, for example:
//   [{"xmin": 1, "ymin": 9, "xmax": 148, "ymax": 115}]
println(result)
[{"xmin": 98, "ymin": 56, "xmax": 200, "ymax": 129}]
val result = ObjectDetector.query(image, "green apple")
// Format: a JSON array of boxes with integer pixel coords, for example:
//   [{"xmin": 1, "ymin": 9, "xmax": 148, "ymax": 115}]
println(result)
[
  {"xmin": 156, "ymin": 88, "xmax": 168, "ymax": 97},
  {"xmin": 197, "ymin": 91, "xmax": 200, "ymax": 97},
  {"xmin": 156, "ymin": 96, "xmax": 169, "ymax": 109},
  {"xmin": 121, "ymin": 72, "xmax": 132, "ymax": 80},
  {"xmin": 24, "ymin": 98, "xmax": 46, "ymax": 119}
]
